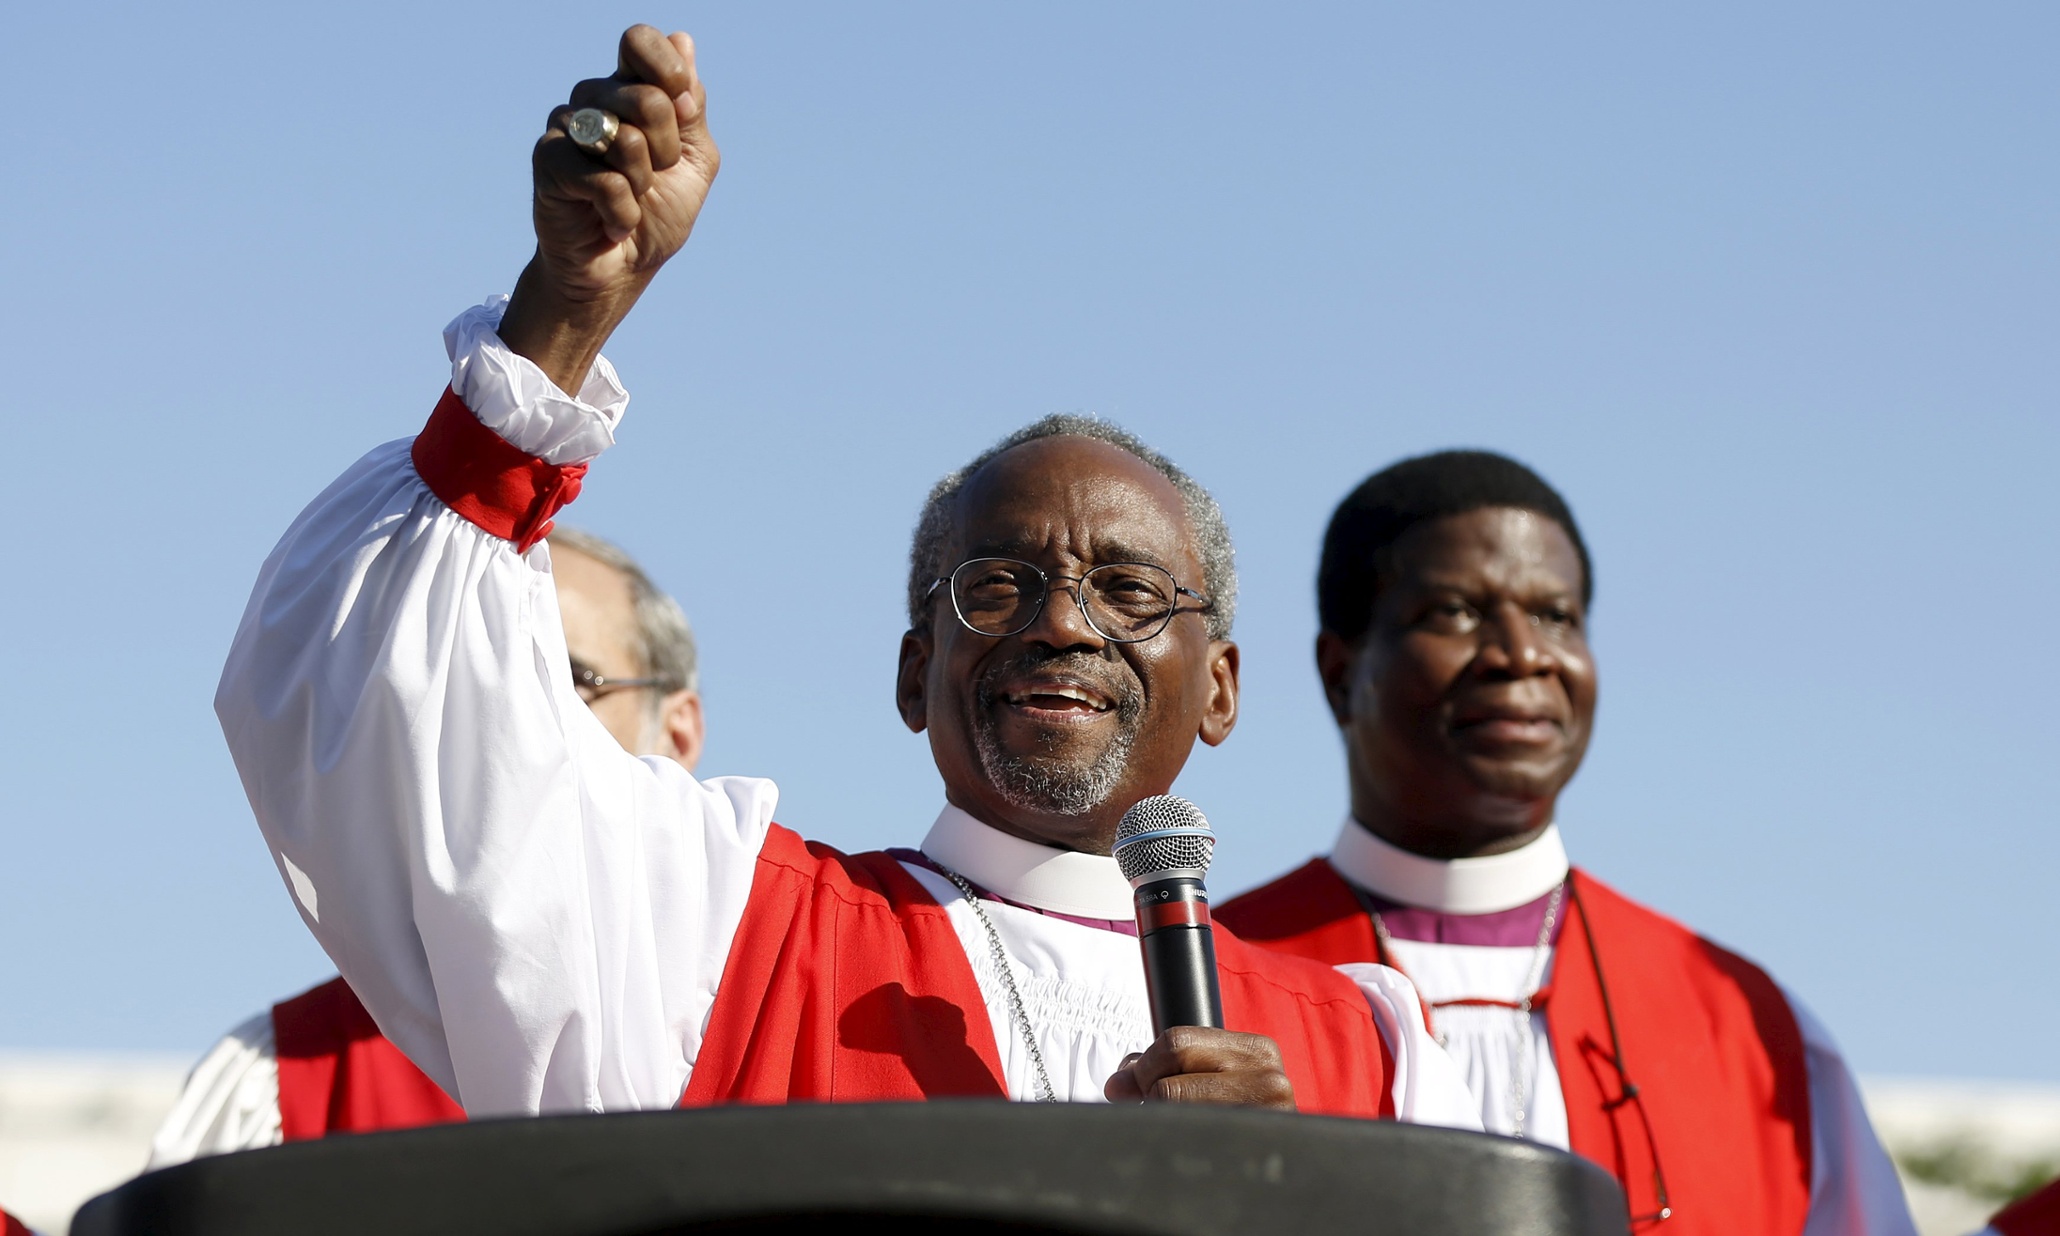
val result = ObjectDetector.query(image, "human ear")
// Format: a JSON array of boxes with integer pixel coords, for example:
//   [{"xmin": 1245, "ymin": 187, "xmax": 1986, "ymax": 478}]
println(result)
[
  {"xmin": 1315, "ymin": 631, "xmax": 1355, "ymax": 728},
  {"xmin": 1197, "ymin": 640, "xmax": 1240, "ymax": 748},
  {"xmin": 659, "ymin": 690, "xmax": 705, "ymax": 771},
  {"xmin": 896, "ymin": 629, "xmax": 931, "ymax": 733}
]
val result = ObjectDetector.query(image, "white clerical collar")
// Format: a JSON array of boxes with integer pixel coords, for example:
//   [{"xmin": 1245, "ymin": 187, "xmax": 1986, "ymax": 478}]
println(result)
[
  {"xmin": 920, "ymin": 805, "xmax": 1137, "ymax": 920},
  {"xmin": 1329, "ymin": 817, "xmax": 1569, "ymax": 915}
]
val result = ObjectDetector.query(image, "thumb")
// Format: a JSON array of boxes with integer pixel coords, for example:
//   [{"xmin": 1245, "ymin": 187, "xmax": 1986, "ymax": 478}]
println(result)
[{"xmin": 1104, "ymin": 1054, "xmax": 1147, "ymax": 1103}]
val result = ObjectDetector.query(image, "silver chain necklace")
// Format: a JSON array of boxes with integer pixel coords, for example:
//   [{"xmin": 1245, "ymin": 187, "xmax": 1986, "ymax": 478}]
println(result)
[
  {"xmin": 935, "ymin": 865, "xmax": 1059, "ymax": 1103},
  {"xmin": 1370, "ymin": 880, "xmax": 1564, "ymax": 1140}
]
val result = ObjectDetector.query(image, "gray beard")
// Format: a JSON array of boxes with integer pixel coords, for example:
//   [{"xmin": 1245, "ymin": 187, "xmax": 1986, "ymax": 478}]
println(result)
[
  {"xmin": 972, "ymin": 707, "xmax": 1141, "ymax": 818},
  {"xmin": 970, "ymin": 647, "xmax": 1146, "ymax": 818}
]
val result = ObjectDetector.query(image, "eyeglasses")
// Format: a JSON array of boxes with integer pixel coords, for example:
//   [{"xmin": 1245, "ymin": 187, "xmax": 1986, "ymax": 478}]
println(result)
[
  {"xmin": 925, "ymin": 557, "xmax": 1211, "ymax": 644},
  {"xmin": 570, "ymin": 658, "xmax": 667, "ymax": 704},
  {"xmin": 1568, "ymin": 880, "xmax": 1674, "ymax": 1227}
]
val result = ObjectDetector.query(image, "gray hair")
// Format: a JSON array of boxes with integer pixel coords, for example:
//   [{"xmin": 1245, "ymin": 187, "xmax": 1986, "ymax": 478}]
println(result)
[
  {"xmin": 547, "ymin": 526, "xmax": 699, "ymax": 696},
  {"xmin": 907, "ymin": 415, "xmax": 1238, "ymax": 640}
]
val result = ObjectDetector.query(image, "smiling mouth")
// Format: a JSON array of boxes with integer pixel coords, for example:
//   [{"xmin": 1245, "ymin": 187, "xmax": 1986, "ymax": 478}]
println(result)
[
  {"xmin": 1453, "ymin": 714, "xmax": 1561, "ymax": 744},
  {"xmin": 1002, "ymin": 681, "xmax": 1116, "ymax": 716}
]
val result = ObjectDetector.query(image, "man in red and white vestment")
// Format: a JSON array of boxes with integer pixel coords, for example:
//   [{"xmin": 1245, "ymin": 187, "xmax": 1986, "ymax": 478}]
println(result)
[
  {"xmin": 1217, "ymin": 451, "xmax": 1916, "ymax": 1234},
  {"xmin": 150, "ymin": 527, "xmax": 703, "ymax": 1163},
  {"xmin": 212, "ymin": 27, "xmax": 1477, "ymax": 1127}
]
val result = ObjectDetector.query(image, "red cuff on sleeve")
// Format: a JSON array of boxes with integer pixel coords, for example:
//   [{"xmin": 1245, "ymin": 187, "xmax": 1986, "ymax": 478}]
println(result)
[{"xmin": 410, "ymin": 386, "xmax": 590, "ymax": 552}]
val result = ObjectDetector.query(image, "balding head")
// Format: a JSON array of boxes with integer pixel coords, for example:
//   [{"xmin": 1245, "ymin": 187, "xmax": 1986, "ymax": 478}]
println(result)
[
  {"xmin": 897, "ymin": 420, "xmax": 1240, "ymax": 856},
  {"xmin": 548, "ymin": 527, "xmax": 705, "ymax": 769},
  {"xmin": 909, "ymin": 414, "xmax": 1238, "ymax": 640}
]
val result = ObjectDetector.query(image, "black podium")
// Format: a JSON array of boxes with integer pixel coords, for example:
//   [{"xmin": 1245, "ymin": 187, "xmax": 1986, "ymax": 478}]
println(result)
[{"xmin": 77, "ymin": 1103, "xmax": 1629, "ymax": 1235}]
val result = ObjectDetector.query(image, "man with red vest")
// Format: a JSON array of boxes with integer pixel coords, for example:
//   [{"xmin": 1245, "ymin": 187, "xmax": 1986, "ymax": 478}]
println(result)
[
  {"xmin": 1216, "ymin": 451, "xmax": 1915, "ymax": 1234},
  {"xmin": 211, "ymin": 26, "xmax": 1476, "ymax": 1129},
  {"xmin": 150, "ymin": 526, "xmax": 704, "ymax": 1164}
]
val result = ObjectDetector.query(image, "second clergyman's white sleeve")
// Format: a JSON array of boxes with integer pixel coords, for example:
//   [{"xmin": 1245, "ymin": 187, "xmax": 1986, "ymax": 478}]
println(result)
[
  {"xmin": 146, "ymin": 1014, "xmax": 283, "ymax": 1167},
  {"xmin": 1789, "ymin": 993, "xmax": 1920, "ymax": 1236},
  {"xmin": 215, "ymin": 300, "xmax": 777, "ymax": 1119},
  {"xmin": 1337, "ymin": 962, "xmax": 1485, "ymax": 1131}
]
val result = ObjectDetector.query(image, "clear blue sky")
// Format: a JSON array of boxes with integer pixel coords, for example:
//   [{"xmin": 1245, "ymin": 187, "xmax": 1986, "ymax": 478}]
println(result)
[{"xmin": 2, "ymin": 2, "xmax": 2053, "ymax": 1081}]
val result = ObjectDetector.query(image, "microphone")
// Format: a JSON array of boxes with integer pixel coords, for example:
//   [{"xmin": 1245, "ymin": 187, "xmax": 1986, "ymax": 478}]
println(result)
[{"xmin": 1113, "ymin": 795, "xmax": 1224, "ymax": 1032}]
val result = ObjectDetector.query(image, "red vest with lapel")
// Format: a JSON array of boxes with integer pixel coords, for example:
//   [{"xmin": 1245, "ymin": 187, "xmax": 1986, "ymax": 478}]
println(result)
[
  {"xmin": 682, "ymin": 825, "xmax": 1394, "ymax": 1117},
  {"xmin": 272, "ymin": 977, "xmax": 466, "ymax": 1140},
  {"xmin": 1218, "ymin": 859, "xmax": 1813, "ymax": 1234},
  {"xmin": 2, "ymin": 1206, "xmax": 29, "ymax": 1236}
]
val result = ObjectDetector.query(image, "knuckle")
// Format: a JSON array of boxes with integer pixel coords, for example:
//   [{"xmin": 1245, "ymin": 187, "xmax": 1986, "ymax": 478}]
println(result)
[
  {"xmin": 534, "ymin": 136, "xmax": 585, "ymax": 178},
  {"xmin": 1163, "ymin": 1026, "xmax": 1242, "ymax": 1072},
  {"xmin": 1261, "ymin": 1071, "xmax": 1296, "ymax": 1107},
  {"xmin": 619, "ymin": 25, "xmax": 656, "ymax": 60},
  {"xmin": 622, "ymin": 84, "xmax": 671, "ymax": 127},
  {"xmin": 1240, "ymin": 1032, "xmax": 1285, "ymax": 1067}
]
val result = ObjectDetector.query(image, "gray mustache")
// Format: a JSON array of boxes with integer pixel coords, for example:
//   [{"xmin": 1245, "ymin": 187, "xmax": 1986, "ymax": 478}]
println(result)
[{"xmin": 974, "ymin": 648, "xmax": 1143, "ymax": 720}]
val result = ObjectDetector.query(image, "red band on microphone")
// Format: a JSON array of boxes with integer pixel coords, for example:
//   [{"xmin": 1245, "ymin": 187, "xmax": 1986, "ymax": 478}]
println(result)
[
  {"xmin": 1141, "ymin": 899, "xmax": 1212, "ymax": 931},
  {"xmin": 410, "ymin": 386, "xmax": 590, "ymax": 552}
]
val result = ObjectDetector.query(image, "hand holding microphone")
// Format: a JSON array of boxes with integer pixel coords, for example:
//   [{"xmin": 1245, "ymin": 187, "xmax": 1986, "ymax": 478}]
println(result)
[{"xmin": 1103, "ymin": 795, "xmax": 1296, "ymax": 1110}]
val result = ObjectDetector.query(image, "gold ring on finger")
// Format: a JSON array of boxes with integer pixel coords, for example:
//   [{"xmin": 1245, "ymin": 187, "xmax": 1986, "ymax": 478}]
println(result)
[{"xmin": 567, "ymin": 108, "xmax": 621, "ymax": 156}]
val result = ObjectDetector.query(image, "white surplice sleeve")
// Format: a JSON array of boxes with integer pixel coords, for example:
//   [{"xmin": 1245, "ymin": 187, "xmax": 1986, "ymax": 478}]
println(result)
[
  {"xmin": 215, "ymin": 299, "xmax": 778, "ymax": 1119},
  {"xmin": 146, "ymin": 1013, "xmax": 283, "ymax": 1167},
  {"xmin": 1788, "ymin": 994, "xmax": 1920, "ymax": 1236},
  {"xmin": 1336, "ymin": 962, "xmax": 1486, "ymax": 1131}
]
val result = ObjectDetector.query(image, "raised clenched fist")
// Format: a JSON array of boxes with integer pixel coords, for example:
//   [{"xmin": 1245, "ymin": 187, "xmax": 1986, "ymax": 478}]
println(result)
[{"xmin": 500, "ymin": 25, "xmax": 720, "ymax": 393}]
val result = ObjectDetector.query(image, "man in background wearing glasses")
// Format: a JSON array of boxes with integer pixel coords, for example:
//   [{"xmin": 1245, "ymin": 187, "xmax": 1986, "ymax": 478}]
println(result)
[
  {"xmin": 151, "ymin": 528, "xmax": 705, "ymax": 1164},
  {"xmin": 213, "ymin": 26, "xmax": 1477, "ymax": 1124},
  {"xmin": 1218, "ymin": 451, "xmax": 1915, "ymax": 1234}
]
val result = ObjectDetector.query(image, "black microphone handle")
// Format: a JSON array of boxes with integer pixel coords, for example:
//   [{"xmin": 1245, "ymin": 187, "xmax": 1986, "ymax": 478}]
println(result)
[{"xmin": 1133, "ymin": 877, "xmax": 1225, "ymax": 1032}]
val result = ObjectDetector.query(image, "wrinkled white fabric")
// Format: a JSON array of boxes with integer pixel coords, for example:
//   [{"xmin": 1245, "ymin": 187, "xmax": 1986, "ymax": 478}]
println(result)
[
  {"xmin": 444, "ymin": 297, "xmax": 626, "ymax": 465},
  {"xmin": 146, "ymin": 1013, "xmax": 283, "ymax": 1166},
  {"xmin": 216, "ymin": 305, "xmax": 1481, "ymax": 1125},
  {"xmin": 1791, "ymin": 995, "xmax": 1921, "ymax": 1236},
  {"xmin": 217, "ymin": 304, "xmax": 773, "ymax": 1118},
  {"xmin": 1377, "ymin": 938, "xmax": 1570, "ymax": 1147},
  {"xmin": 1375, "ymin": 934, "xmax": 1915, "ymax": 1231},
  {"xmin": 1338, "ymin": 963, "xmax": 1491, "ymax": 1130},
  {"xmin": 1325, "ymin": 816, "xmax": 1917, "ymax": 1234},
  {"xmin": 1328, "ymin": 818, "xmax": 1574, "ymax": 1141},
  {"xmin": 915, "ymin": 807, "xmax": 1478, "ymax": 1123}
]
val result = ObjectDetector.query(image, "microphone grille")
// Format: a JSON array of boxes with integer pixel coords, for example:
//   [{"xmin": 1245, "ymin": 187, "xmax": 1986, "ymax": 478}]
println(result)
[{"xmin": 1113, "ymin": 795, "xmax": 1215, "ymax": 884}]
